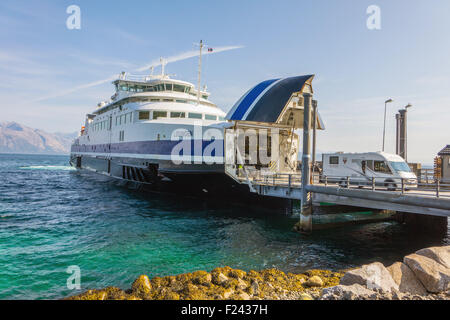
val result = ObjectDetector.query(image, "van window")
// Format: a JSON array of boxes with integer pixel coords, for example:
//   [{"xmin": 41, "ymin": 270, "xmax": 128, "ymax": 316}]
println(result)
[
  {"xmin": 153, "ymin": 111, "xmax": 167, "ymax": 119},
  {"xmin": 374, "ymin": 161, "xmax": 391, "ymax": 174},
  {"xmin": 389, "ymin": 161, "xmax": 411, "ymax": 173},
  {"xmin": 139, "ymin": 111, "xmax": 150, "ymax": 120},
  {"xmin": 329, "ymin": 156, "xmax": 339, "ymax": 165}
]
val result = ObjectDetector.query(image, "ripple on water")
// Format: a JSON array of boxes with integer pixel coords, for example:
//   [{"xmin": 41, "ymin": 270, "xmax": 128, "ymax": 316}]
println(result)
[{"xmin": 0, "ymin": 154, "xmax": 448, "ymax": 299}]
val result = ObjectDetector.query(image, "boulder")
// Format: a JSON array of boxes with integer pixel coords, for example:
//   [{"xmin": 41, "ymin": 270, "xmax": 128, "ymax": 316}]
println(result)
[
  {"xmin": 321, "ymin": 284, "xmax": 377, "ymax": 300},
  {"xmin": 215, "ymin": 273, "xmax": 229, "ymax": 285},
  {"xmin": 304, "ymin": 276, "xmax": 324, "ymax": 287},
  {"xmin": 404, "ymin": 253, "xmax": 450, "ymax": 293},
  {"xmin": 387, "ymin": 262, "xmax": 427, "ymax": 295},
  {"xmin": 236, "ymin": 278, "xmax": 248, "ymax": 290},
  {"xmin": 298, "ymin": 292, "xmax": 314, "ymax": 300},
  {"xmin": 340, "ymin": 262, "xmax": 399, "ymax": 293},
  {"xmin": 416, "ymin": 246, "xmax": 450, "ymax": 269},
  {"xmin": 131, "ymin": 275, "xmax": 152, "ymax": 297}
]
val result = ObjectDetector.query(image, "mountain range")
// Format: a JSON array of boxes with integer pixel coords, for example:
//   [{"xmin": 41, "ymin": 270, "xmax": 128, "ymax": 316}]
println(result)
[{"xmin": 0, "ymin": 122, "xmax": 77, "ymax": 154}]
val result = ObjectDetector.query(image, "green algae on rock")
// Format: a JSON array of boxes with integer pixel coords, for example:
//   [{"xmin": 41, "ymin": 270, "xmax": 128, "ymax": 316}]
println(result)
[{"xmin": 67, "ymin": 267, "xmax": 344, "ymax": 300}]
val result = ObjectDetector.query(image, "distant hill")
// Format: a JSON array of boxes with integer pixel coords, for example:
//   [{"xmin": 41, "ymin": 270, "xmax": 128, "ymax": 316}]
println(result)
[{"xmin": 0, "ymin": 122, "xmax": 77, "ymax": 154}]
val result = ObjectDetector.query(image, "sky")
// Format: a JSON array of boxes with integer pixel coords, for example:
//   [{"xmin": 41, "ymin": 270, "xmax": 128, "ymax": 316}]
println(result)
[{"xmin": 0, "ymin": 0, "xmax": 449, "ymax": 164}]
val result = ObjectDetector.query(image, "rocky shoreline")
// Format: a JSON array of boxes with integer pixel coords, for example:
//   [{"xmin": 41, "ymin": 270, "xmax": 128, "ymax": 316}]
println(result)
[{"xmin": 68, "ymin": 245, "xmax": 449, "ymax": 300}]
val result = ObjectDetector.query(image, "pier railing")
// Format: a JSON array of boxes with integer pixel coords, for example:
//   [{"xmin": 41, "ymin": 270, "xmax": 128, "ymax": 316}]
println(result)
[
  {"xmin": 312, "ymin": 173, "xmax": 450, "ymax": 199},
  {"xmin": 228, "ymin": 164, "xmax": 450, "ymax": 199}
]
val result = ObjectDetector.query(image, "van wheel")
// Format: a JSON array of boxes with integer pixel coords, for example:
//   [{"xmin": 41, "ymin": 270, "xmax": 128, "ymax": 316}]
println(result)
[
  {"xmin": 339, "ymin": 179, "xmax": 348, "ymax": 188},
  {"xmin": 385, "ymin": 182, "xmax": 397, "ymax": 191}
]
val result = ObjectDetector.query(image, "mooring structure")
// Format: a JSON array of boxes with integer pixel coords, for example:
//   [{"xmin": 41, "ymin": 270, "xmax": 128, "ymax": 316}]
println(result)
[{"xmin": 224, "ymin": 76, "xmax": 450, "ymax": 233}]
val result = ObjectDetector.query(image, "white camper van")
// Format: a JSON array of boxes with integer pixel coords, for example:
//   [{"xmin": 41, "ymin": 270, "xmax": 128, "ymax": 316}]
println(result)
[{"xmin": 321, "ymin": 152, "xmax": 417, "ymax": 190}]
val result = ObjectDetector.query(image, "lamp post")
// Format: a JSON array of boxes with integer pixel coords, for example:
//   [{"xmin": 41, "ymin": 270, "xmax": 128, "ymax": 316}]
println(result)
[
  {"xmin": 403, "ymin": 103, "xmax": 412, "ymax": 162},
  {"xmin": 382, "ymin": 98, "xmax": 393, "ymax": 152}
]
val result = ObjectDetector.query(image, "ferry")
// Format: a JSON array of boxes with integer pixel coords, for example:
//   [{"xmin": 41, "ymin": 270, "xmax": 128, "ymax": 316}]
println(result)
[{"xmin": 70, "ymin": 44, "xmax": 323, "ymax": 207}]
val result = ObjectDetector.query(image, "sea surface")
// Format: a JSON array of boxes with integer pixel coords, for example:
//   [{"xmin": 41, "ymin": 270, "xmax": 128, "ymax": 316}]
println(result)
[{"xmin": 0, "ymin": 154, "xmax": 448, "ymax": 300}]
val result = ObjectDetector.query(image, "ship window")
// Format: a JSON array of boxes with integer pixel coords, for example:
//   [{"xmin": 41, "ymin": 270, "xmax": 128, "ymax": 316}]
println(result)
[
  {"xmin": 173, "ymin": 84, "xmax": 184, "ymax": 92},
  {"xmin": 329, "ymin": 156, "xmax": 339, "ymax": 165},
  {"xmin": 202, "ymin": 95, "xmax": 208, "ymax": 100},
  {"xmin": 129, "ymin": 86, "xmax": 136, "ymax": 92},
  {"xmin": 165, "ymin": 83, "xmax": 173, "ymax": 91},
  {"xmin": 136, "ymin": 86, "xmax": 144, "ymax": 92},
  {"xmin": 185, "ymin": 87, "xmax": 191, "ymax": 93},
  {"xmin": 153, "ymin": 111, "xmax": 167, "ymax": 119},
  {"xmin": 122, "ymin": 114, "xmax": 126, "ymax": 124},
  {"xmin": 150, "ymin": 99, "xmax": 160, "ymax": 102},
  {"xmin": 219, "ymin": 116, "xmax": 225, "ymax": 121},
  {"xmin": 120, "ymin": 85, "xmax": 128, "ymax": 91},
  {"xmin": 170, "ymin": 112, "xmax": 185, "ymax": 118},
  {"xmin": 156, "ymin": 84, "xmax": 164, "ymax": 91},
  {"xmin": 176, "ymin": 99, "xmax": 187, "ymax": 103},
  {"xmin": 139, "ymin": 111, "xmax": 150, "ymax": 120},
  {"xmin": 188, "ymin": 112, "xmax": 202, "ymax": 119},
  {"xmin": 205, "ymin": 114, "xmax": 217, "ymax": 120},
  {"xmin": 128, "ymin": 113, "xmax": 132, "ymax": 122},
  {"xmin": 163, "ymin": 99, "xmax": 174, "ymax": 102}
]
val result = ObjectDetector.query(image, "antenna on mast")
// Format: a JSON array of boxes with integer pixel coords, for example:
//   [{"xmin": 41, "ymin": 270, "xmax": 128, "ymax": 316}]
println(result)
[
  {"xmin": 160, "ymin": 57, "xmax": 166, "ymax": 77},
  {"xmin": 197, "ymin": 40, "xmax": 203, "ymax": 105}
]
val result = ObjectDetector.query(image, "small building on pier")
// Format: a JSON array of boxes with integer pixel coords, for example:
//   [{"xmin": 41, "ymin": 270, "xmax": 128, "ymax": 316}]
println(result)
[{"xmin": 437, "ymin": 145, "xmax": 450, "ymax": 182}]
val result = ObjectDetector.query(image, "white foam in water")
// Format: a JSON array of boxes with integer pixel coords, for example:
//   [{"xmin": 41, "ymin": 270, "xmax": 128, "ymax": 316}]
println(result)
[{"xmin": 19, "ymin": 165, "xmax": 75, "ymax": 171}]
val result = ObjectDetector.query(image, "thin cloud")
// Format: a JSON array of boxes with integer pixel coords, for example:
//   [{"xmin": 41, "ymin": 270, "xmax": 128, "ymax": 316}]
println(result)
[{"xmin": 31, "ymin": 45, "xmax": 244, "ymax": 102}]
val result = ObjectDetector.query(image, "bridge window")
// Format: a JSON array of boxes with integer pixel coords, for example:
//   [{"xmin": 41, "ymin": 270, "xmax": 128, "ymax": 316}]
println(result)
[
  {"xmin": 165, "ymin": 83, "xmax": 173, "ymax": 91},
  {"xmin": 139, "ymin": 111, "xmax": 150, "ymax": 120},
  {"xmin": 205, "ymin": 114, "xmax": 217, "ymax": 120},
  {"xmin": 329, "ymin": 156, "xmax": 339, "ymax": 165},
  {"xmin": 170, "ymin": 112, "xmax": 185, "ymax": 118},
  {"xmin": 153, "ymin": 111, "xmax": 168, "ymax": 119},
  {"xmin": 188, "ymin": 112, "xmax": 202, "ymax": 119},
  {"xmin": 173, "ymin": 84, "xmax": 185, "ymax": 92}
]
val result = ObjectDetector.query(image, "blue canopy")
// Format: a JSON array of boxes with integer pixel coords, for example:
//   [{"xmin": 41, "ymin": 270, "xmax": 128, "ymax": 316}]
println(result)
[{"xmin": 227, "ymin": 75, "xmax": 314, "ymax": 122}]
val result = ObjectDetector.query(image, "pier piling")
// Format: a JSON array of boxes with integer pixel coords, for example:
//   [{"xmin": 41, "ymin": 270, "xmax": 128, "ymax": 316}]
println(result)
[{"xmin": 299, "ymin": 92, "xmax": 313, "ymax": 233}]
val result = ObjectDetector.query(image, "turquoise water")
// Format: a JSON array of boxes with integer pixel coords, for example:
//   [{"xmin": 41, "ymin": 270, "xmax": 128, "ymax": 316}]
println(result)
[{"xmin": 0, "ymin": 154, "xmax": 448, "ymax": 300}]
